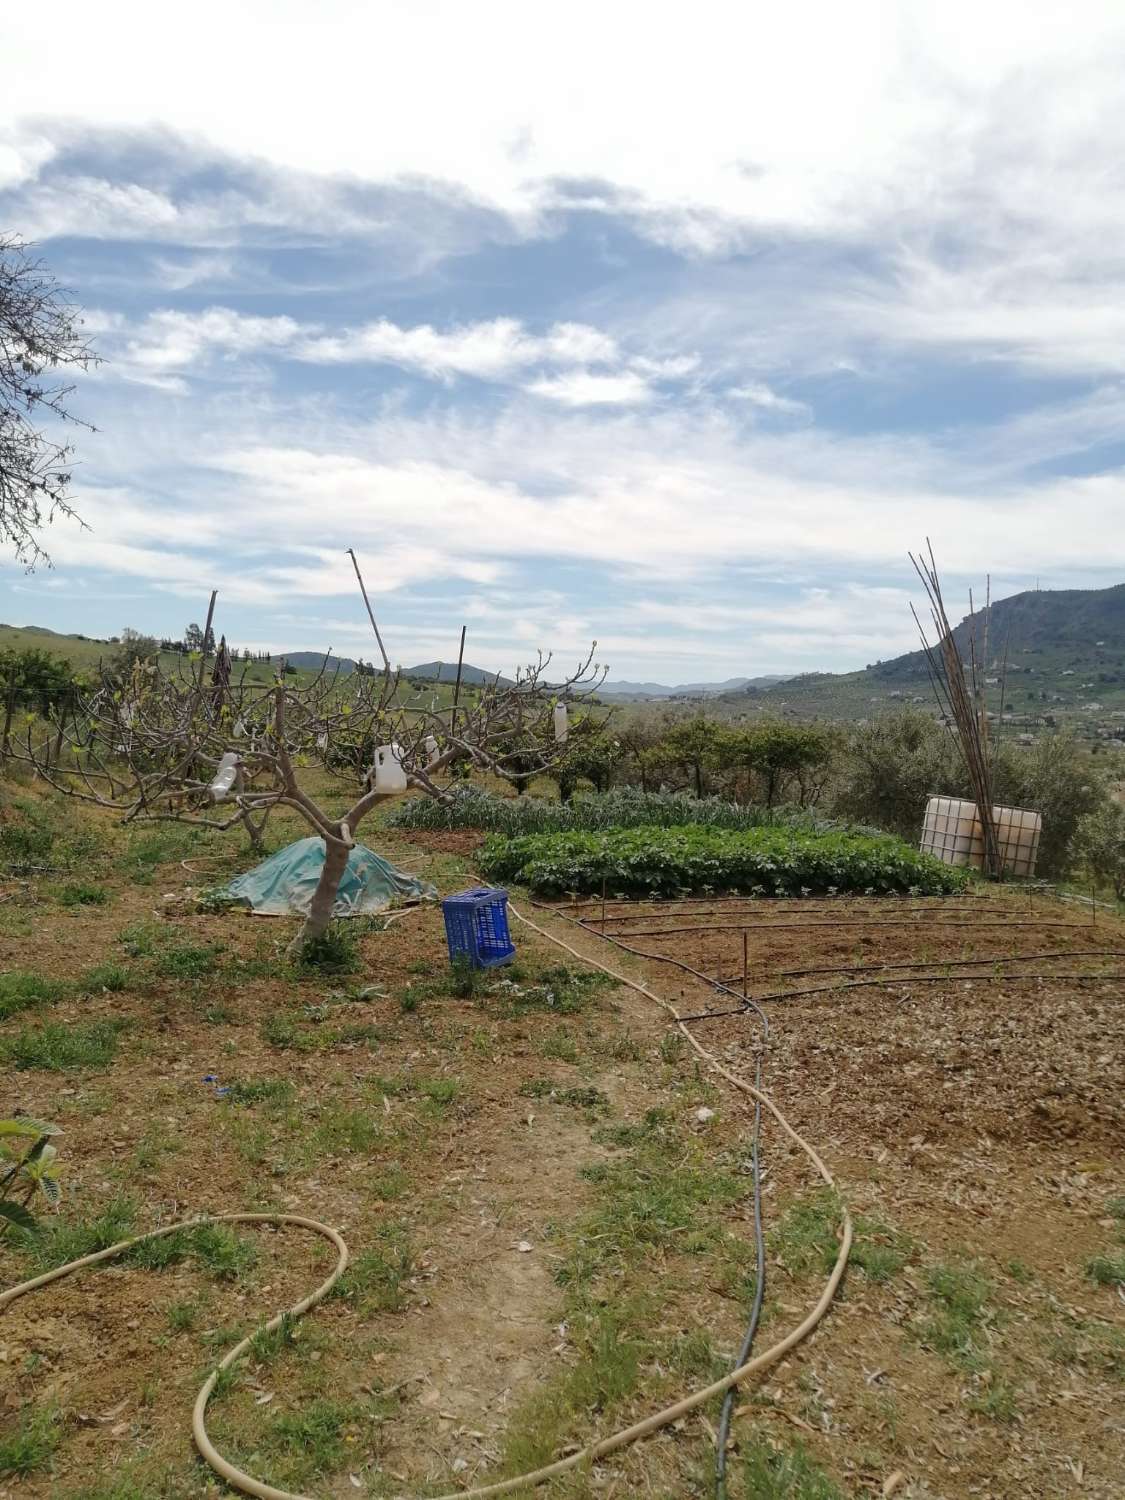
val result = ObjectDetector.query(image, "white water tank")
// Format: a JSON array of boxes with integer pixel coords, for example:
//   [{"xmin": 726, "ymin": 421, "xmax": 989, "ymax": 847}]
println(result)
[{"xmin": 920, "ymin": 796, "xmax": 1041, "ymax": 877}]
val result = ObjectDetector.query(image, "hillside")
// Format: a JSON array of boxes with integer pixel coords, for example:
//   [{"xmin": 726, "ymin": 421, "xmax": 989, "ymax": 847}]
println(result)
[
  {"xmin": 600, "ymin": 674, "xmax": 787, "ymax": 699},
  {"xmin": 720, "ymin": 582, "xmax": 1125, "ymax": 731}
]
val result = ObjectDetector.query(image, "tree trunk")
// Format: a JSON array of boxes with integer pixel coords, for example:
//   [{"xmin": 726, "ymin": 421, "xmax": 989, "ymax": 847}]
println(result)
[{"xmin": 290, "ymin": 835, "xmax": 350, "ymax": 953}]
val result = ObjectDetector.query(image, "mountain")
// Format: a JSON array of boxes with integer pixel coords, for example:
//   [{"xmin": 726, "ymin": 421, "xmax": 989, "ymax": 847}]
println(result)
[
  {"xmin": 720, "ymin": 582, "xmax": 1125, "ymax": 725},
  {"xmin": 600, "ymin": 674, "xmax": 788, "ymax": 699},
  {"xmin": 402, "ymin": 660, "xmax": 508, "ymax": 686}
]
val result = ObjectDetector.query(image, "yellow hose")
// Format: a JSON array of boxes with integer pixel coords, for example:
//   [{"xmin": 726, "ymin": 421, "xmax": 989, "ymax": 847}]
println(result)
[{"xmin": 0, "ymin": 905, "xmax": 852, "ymax": 1500}]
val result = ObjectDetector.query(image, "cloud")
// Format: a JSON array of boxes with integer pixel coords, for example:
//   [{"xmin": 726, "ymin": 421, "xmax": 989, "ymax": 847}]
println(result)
[
  {"xmin": 298, "ymin": 316, "xmax": 618, "ymax": 380},
  {"xmin": 525, "ymin": 371, "xmax": 653, "ymax": 406},
  {"xmin": 728, "ymin": 382, "xmax": 810, "ymax": 417}
]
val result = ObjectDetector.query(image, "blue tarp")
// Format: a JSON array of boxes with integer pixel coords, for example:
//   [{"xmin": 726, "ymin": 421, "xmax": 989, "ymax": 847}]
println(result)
[{"xmin": 224, "ymin": 836, "xmax": 436, "ymax": 918}]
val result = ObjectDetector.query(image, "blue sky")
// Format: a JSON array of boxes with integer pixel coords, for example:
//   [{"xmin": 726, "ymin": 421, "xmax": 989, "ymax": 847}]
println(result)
[{"xmin": 3, "ymin": 1, "xmax": 1125, "ymax": 682}]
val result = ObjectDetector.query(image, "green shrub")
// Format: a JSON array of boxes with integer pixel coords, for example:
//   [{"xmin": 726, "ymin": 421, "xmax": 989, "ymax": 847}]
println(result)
[
  {"xmin": 1073, "ymin": 802, "xmax": 1125, "ymax": 900},
  {"xmin": 296, "ymin": 923, "xmax": 360, "ymax": 975},
  {"xmin": 0, "ymin": 1019, "xmax": 125, "ymax": 1071},
  {"xmin": 56, "ymin": 881, "xmax": 109, "ymax": 906},
  {"xmin": 480, "ymin": 823, "xmax": 970, "ymax": 897}
]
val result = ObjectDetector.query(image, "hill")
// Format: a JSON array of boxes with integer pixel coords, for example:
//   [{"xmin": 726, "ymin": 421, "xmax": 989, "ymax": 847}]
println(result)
[
  {"xmin": 600, "ymin": 674, "xmax": 787, "ymax": 699},
  {"xmin": 719, "ymin": 582, "xmax": 1125, "ymax": 731}
]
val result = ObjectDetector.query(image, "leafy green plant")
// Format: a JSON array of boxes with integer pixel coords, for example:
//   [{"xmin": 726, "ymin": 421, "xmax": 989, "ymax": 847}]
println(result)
[
  {"xmin": 0, "ymin": 1118, "xmax": 62, "ymax": 1235},
  {"xmin": 481, "ymin": 823, "xmax": 969, "ymax": 897},
  {"xmin": 0, "ymin": 1401, "xmax": 61, "ymax": 1477}
]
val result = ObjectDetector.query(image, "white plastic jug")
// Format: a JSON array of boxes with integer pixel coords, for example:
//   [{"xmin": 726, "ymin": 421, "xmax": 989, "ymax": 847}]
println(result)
[
  {"xmin": 553, "ymin": 702, "xmax": 568, "ymax": 743},
  {"xmin": 210, "ymin": 752, "xmax": 240, "ymax": 802},
  {"xmin": 424, "ymin": 734, "xmax": 440, "ymax": 767},
  {"xmin": 316, "ymin": 730, "xmax": 328, "ymax": 751},
  {"xmin": 373, "ymin": 742, "xmax": 408, "ymax": 793}
]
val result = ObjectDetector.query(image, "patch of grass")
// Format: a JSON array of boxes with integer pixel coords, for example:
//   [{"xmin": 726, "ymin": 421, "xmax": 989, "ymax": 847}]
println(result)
[
  {"xmin": 736, "ymin": 1438, "xmax": 845, "ymax": 1499},
  {"xmin": 296, "ymin": 924, "xmax": 360, "ymax": 975},
  {"xmin": 0, "ymin": 1018, "xmax": 125, "ymax": 1070},
  {"xmin": 311, "ymin": 1106, "xmax": 380, "ymax": 1155},
  {"xmin": 918, "ymin": 1261, "xmax": 995, "ymax": 1368},
  {"xmin": 255, "ymin": 1398, "xmax": 365, "ymax": 1488},
  {"xmin": 167, "ymin": 1298, "xmax": 202, "ymax": 1333},
  {"xmin": 519, "ymin": 1080, "xmax": 609, "ymax": 1113},
  {"xmin": 1005, "ymin": 1258, "xmax": 1034, "ymax": 1283},
  {"xmin": 333, "ymin": 1223, "xmax": 415, "ymax": 1313},
  {"xmin": 769, "ymin": 1190, "xmax": 841, "ymax": 1278},
  {"xmin": 490, "ymin": 963, "xmax": 612, "ymax": 1017},
  {"xmin": 540, "ymin": 1027, "xmax": 580, "ymax": 1064},
  {"xmin": 152, "ymin": 941, "xmax": 223, "ymax": 979},
  {"xmin": 225, "ymin": 1078, "xmax": 296, "ymax": 1109},
  {"xmin": 76, "ymin": 962, "xmax": 133, "ymax": 994},
  {"xmin": 418, "ymin": 1077, "xmax": 461, "ymax": 1114},
  {"xmin": 55, "ymin": 881, "xmax": 109, "ymax": 906},
  {"xmin": 17, "ymin": 1197, "xmax": 135, "ymax": 1272},
  {"xmin": 0, "ymin": 1402, "xmax": 61, "ymax": 1477},
  {"xmin": 117, "ymin": 920, "xmax": 165, "ymax": 958},
  {"xmin": 1106, "ymin": 1194, "xmax": 1125, "ymax": 1220},
  {"xmin": 1086, "ymin": 1251, "xmax": 1125, "ymax": 1287},
  {"xmin": 966, "ymin": 1373, "xmax": 1020, "ymax": 1422},
  {"xmin": 593, "ymin": 1107, "xmax": 675, "ymax": 1149},
  {"xmin": 0, "ymin": 970, "xmax": 66, "ymax": 1019},
  {"xmin": 190, "ymin": 1224, "xmax": 258, "ymax": 1280}
]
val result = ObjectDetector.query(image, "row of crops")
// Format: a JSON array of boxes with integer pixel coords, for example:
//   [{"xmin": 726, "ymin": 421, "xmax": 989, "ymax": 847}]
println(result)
[{"xmin": 388, "ymin": 789, "xmax": 967, "ymax": 896}]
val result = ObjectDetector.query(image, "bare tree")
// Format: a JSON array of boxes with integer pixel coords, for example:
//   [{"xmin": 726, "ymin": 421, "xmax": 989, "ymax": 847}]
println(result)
[
  {"xmin": 0, "ymin": 235, "xmax": 99, "ymax": 566},
  {"xmin": 19, "ymin": 590, "xmax": 605, "ymax": 951}
]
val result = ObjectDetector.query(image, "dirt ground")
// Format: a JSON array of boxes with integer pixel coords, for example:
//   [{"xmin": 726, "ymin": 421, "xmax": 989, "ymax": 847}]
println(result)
[{"xmin": 1, "ymin": 786, "xmax": 1123, "ymax": 1499}]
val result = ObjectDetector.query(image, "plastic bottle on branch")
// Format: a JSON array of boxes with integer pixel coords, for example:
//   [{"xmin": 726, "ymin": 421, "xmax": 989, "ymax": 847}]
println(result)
[
  {"xmin": 373, "ymin": 743, "xmax": 408, "ymax": 793},
  {"xmin": 210, "ymin": 753, "xmax": 240, "ymax": 802},
  {"xmin": 424, "ymin": 734, "xmax": 440, "ymax": 766},
  {"xmin": 553, "ymin": 702, "xmax": 569, "ymax": 743}
]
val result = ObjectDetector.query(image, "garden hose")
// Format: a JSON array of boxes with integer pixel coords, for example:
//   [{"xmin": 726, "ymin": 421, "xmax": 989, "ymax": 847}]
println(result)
[{"xmin": 0, "ymin": 910, "xmax": 852, "ymax": 1500}]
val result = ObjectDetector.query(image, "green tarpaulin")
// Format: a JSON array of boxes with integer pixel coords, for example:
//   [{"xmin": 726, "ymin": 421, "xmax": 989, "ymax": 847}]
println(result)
[{"xmin": 224, "ymin": 837, "xmax": 436, "ymax": 918}]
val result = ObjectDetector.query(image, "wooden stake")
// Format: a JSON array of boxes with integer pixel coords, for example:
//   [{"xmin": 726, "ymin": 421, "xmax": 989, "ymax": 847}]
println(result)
[
  {"xmin": 347, "ymin": 548, "xmax": 391, "ymax": 676},
  {"xmin": 452, "ymin": 625, "xmax": 467, "ymax": 732}
]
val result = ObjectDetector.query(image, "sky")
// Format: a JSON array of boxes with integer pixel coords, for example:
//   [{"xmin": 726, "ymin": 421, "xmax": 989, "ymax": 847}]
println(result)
[{"xmin": 2, "ymin": 0, "xmax": 1125, "ymax": 683}]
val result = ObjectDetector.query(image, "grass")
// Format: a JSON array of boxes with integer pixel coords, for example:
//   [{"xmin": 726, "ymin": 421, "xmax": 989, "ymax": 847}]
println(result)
[
  {"xmin": 1086, "ymin": 1251, "xmax": 1125, "ymax": 1286},
  {"xmin": 296, "ymin": 923, "xmax": 361, "ymax": 974},
  {"xmin": 735, "ymin": 1438, "xmax": 846, "ymax": 1499},
  {"xmin": 55, "ymin": 880, "xmax": 110, "ymax": 906},
  {"xmin": 246, "ymin": 1398, "xmax": 368, "ymax": 1489},
  {"xmin": 0, "ymin": 1402, "xmax": 61, "ymax": 1477},
  {"xmin": 918, "ymin": 1261, "xmax": 996, "ymax": 1369},
  {"xmin": 0, "ymin": 970, "xmax": 66, "ymax": 1019},
  {"xmin": 16, "ymin": 1197, "xmax": 135, "ymax": 1271},
  {"xmin": 76, "ymin": 962, "xmax": 134, "ymax": 994},
  {"xmin": 333, "ymin": 1222, "xmax": 415, "ymax": 1313},
  {"xmin": 225, "ymin": 1077, "xmax": 296, "ymax": 1109},
  {"xmin": 152, "ymin": 941, "xmax": 223, "ymax": 979},
  {"xmin": 0, "ymin": 1018, "xmax": 125, "ymax": 1070}
]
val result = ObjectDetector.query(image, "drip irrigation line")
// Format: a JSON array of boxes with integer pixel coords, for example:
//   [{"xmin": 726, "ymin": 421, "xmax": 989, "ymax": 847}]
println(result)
[
  {"xmin": 713, "ymin": 948, "xmax": 1125, "ymax": 984},
  {"xmin": 682, "ymin": 970, "xmax": 1125, "ymax": 1014},
  {"xmin": 586, "ymin": 919, "xmax": 1086, "ymax": 936}
]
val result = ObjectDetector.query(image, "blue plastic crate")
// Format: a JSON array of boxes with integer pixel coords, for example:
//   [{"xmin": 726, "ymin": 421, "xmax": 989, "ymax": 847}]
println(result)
[{"xmin": 441, "ymin": 886, "xmax": 516, "ymax": 969}]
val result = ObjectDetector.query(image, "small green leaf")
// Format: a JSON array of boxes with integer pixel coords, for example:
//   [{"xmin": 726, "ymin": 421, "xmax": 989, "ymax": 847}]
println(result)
[
  {"xmin": 0, "ymin": 1118, "xmax": 61, "ymax": 1139},
  {"xmin": 0, "ymin": 1199, "xmax": 38, "ymax": 1230}
]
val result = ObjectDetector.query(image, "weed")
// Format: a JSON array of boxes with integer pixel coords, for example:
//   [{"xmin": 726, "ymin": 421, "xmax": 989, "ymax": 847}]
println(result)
[
  {"xmin": 226, "ymin": 1078, "xmax": 296, "ymax": 1109},
  {"xmin": 448, "ymin": 954, "xmax": 481, "ymax": 998},
  {"xmin": 1106, "ymin": 1194, "xmax": 1125, "ymax": 1220},
  {"xmin": 967, "ymin": 1373, "xmax": 1020, "ymax": 1421},
  {"xmin": 520, "ymin": 1080, "xmax": 609, "ymax": 1113},
  {"xmin": 850, "ymin": 1213, "xmax": 913, "ymax": 1283},
  {"xmin": 1005, "ymin": 1258, "xmax": 1034, "ymax": 1283},
  {"xmin": 250, "ymin": 1312, "xmax": 299, "ymax": 1363},
  {"xmin": 56, "ymin": 881, "xmax": 109, "ymax": 906},
  {"xmin": 659, "ymin": 1032, "xmax": 685, "ymax": 1065},
  {"xmin": 153, "ymin": 942, "xmax": 222, "ymax": 979},
  {"xmin": 167, "ymin": 1299, "xmax": 201, "ymax": 1332},
  {"xmin": 191, "ymin": 1223, "xmax": 258, "ymax": 1280},
  {"xmin": 918, "ymin": 1261, "xmax": 995, "ymax": 1368},
  {"xmin": 297, "ymin": 924, "xmax": 360, "ymax": 975},
  {"xmin": 0, "ymin": 1019, "xmax": 125, "ymax": 1070},
  {"xmin": 132, "ymin": 1126, "xmax": 180, "ymax": 1172},
  {"xmin": 418, "ymin": 1078, "xmax": 461, "ymax": 1114},
  {"xmin": 334, "ymin": 1223, "xmax": 415, "ymax": 1312},
  {"xmin": 736, "ymin": 1438, "xmax": 845, "ymax": 1499},
  {"xmin": 0, "ymin": 1402, "xmax": 60, "ymax": 1477},
  {"xmin": 593, "ymin": 1108, "xmax": 675, "ymax": 1149},
  {"xmin": 540, "ymin": 1027, "xmax": 580, "ymax": 1063},
  {"xmin": 1086, "ymin": 1251, "xmax": 1125, "ymax": 1287},
  {"xmin": 76, "ymin": 963, "xmax": 132, "ymax": 994},
  {"xmin": 203, "ymin": 1003, "xmax": 234, "ymax": 1024},
  {"xmin": 117, "ymin": 921, "xmax": 164, "ymax": 958},
  {"xmin": 18, "ymin": 1197, "xmax": 135, "ymax": 1271},
  {"xmin": 769, "ymin": 1191, "xmax": 842, "ymax": 1278},
  {"xmin": 257, "ymin": 1398, "xmax": 364, "ymax": 1486},
  {"xmin": 0, "ymin": 971, "xmax": 65, "ymax": 1019},
  {"xmin": 311, "ymin": 1107, "xmax": 380, "ymax": 1155}
]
